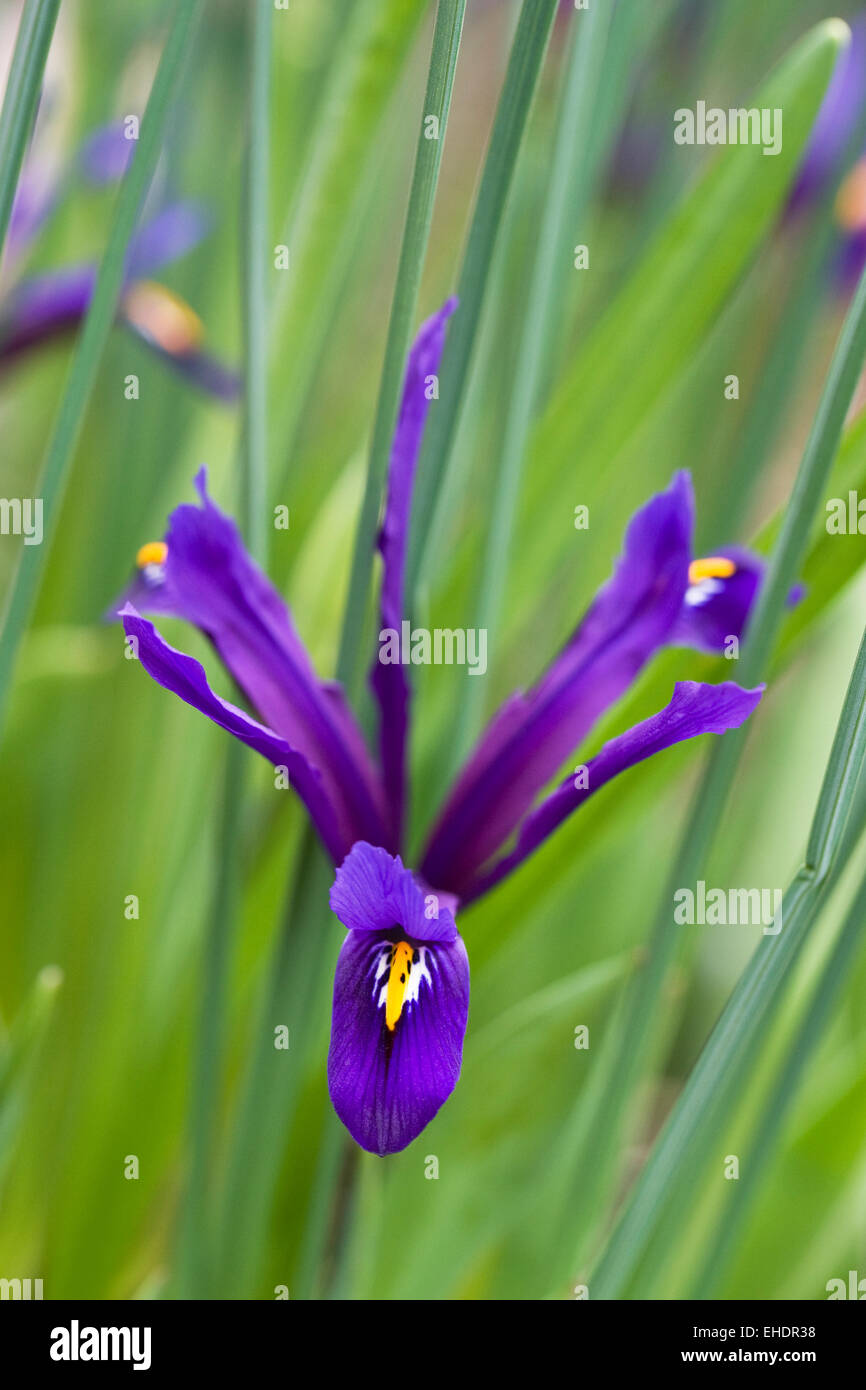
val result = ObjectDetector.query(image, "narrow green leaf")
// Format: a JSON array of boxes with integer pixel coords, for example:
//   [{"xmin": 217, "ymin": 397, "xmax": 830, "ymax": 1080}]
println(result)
[
  {"xmin": 0, "ymin": 0, "xmax": 60, "ymax": 263},
  {"xmin": 452, "ymin": 0, "xmax": 615, "ymax": 763},
  {"xmin": 466, "ymin": 952, "xmax": 633, "ymax": 1067},
  {"xmin": 0, "ymin": 966, "xmax": 63, "ymax": 1191},
  {"xmin": 268, "ymin": 0, "xmax": 432, "ymax": 485},
  {"xmin": 174, "ymin": 0, "xmax": 273, "ymax": 1300},
  {"xmin": 336, "ymin": 0, "xmax": 467, "ymax": 693},
  {"xmin": 694, "ymin": 826, "xmax": 866, "ymax": 1298},
  {"xmin": 590, "ymin": 616, "xmax": 866, "ymax": 1299},
  {"xmin": 217, "ymin": 835, "xmax": 336, "ymax": 1296},
  {"xmin": 514, "ymin": 19, "xmax": 848, "ymax": 613},
  {"xmin": 173, "ymin": 743, "xmax": 245, "ymax": 1299},
  {"xmin": 563, "ymin": 68, "xmax": 866, "ymax": 1283},
  {"xmin": 0, "ymin": 0, "xmax": 204, "ymax": 728},
  {"xmin": 217, "ymin": 2, "xmax": 467, "ymax": 1300},
  {"xmin": 406, "ymin": 0, "xmax": 560, "ymax": 608},
  {"xmin": 241, "ymin": 0, "xmax": 273, "ymax": 567}
]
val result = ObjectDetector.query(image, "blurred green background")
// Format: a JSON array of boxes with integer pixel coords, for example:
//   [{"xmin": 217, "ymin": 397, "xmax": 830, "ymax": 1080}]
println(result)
[{"xmin": 2, "ymin": 0, "xmax": 866, "ymax": 1300}]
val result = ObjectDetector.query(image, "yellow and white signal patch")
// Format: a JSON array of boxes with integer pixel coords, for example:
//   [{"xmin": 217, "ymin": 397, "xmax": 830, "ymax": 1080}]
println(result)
[
  {"xmin": 374, "ymin": 941, "xmax": 431, "ymax": 1031},
  {"xmin": 123, "ymin": 282, "xmax": 203, "ymax": 356},
  {"xmin": 685, "ymin": 555, "xmax": 737, "ymax": 609}
]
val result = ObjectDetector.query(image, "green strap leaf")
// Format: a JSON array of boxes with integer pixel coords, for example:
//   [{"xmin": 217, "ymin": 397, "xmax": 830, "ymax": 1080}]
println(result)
[
  {"xmin": 0, "ymin": 0, "xmax": 205, "ymax": 729},
  {"xmin": 406, "ymin": 0, "xmax": 561, "ymax": 608}
]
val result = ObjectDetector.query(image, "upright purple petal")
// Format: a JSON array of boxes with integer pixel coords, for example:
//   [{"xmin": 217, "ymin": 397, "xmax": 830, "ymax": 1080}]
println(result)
[
  {"xmin": 461, "ymin": 680, "xmax": 764, "ymax": 903},
  {"xmin": 370, "ymin": 297, "xmax": 457, "ymax": 848},
  {"xmin": 421, "ymin": 473, "xmax": 694, "ymax": 892},
  {"xmin": 122, "ymin": 607, "xmax": 347, "ymax": 863},
  {"xmin": 788, "ymin": 18, "xmax": 866, "ymax": 215},
  {"xmin": 330, "ymin": 841, "xmax": 457, "ymax": 942},
  {"xmin": 79, "ymin": 123, "xmax": 136, "ymax": 186},
  {"xmin": 113, "ymin": 470, "xmax": 387, "ymax": 851},
  {"xmin": 126, "ymin": 202, "xmax": 210, "ymax": 278}
]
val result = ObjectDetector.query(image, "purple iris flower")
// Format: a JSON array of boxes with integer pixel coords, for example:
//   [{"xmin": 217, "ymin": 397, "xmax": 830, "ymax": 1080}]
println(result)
[
  {"xmin": 788, "ymin": 18, "xmax": 866, "ymax": 213},
  {"xmin": 787, "ymin": 17, "xmax": 866, "ymax": 289},
  {"xmin": 0, "ymin": 122, "xmax": 239, "ymax": 400},
  {"xmin": 111, "ymin": 298, "xmax": 772, "ymax": 1155},
  {"xmin": 671, "ymin": 546, "xmax": 804, "ymax": 656}
]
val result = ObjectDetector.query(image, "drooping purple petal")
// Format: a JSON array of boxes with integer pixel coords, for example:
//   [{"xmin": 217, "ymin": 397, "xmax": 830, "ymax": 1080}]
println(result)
[
  {"xmin": 113, "ymin": 470, "xmax": 387, "ymax": 852},
  {"xmin": 328, "ymin": 925, "xmax": 469, "ymax": 1155},
  {"xmin": 461, "ymin": 680, "xmax": 764, "ymax": 903},
  {"xmin": 672, "ymin": 546, "xmax": 804, "ymax": 655},
  {"xmin": 370, "ymin": 297, "xmax": 457, "ymax": 848},
  {"xmin": 125, "ymin": 331, "xmax": 241, "ymax": 402},
  {"xmin": 421, "ymin": 472, "xmax": 694, "ymax": 893},
  {"xmin": 0, "ymin": 264, "xmax": 94, "ymax": 361},
  {"xmin": 330, "ymin": 841, "xmax": 457, "ymax": 943},
  {"xmin": 121, "ymin": 607, "xmax": 348, "ymax": 863}
]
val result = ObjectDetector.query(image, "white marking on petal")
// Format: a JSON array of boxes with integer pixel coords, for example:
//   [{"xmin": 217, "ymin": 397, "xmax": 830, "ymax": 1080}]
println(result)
[
  {"xmin": 373, "ymin": 943, "xmax": 432, "ymax": 1018},
  {"xmin": 684, "ymin": 577, "xmax": 723, "ymax": 608}
]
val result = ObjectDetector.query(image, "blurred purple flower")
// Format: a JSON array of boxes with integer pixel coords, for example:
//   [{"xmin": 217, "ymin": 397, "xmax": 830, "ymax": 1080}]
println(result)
[
  {"xmin": 789, "ymin": 19, "xmax": 866, "ymax": 213},
  {"xmin": 0, "ymin": 122, "xmax": 239, "ymax": 400},
  {"xmin": 787, "ymin": 18, "xmax": 866, "ymax": 291},
  {"xmin": 79, "ymin": 122, "xmax": 136, "ymax": 186},
  {"xmin": 111, "ymin": 300, "xmax": 773, "ymax": 1154}
]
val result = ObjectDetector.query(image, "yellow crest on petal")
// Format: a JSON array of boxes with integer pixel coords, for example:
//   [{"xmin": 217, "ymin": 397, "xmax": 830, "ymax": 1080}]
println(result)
[
  {"xmin": 123, "ymin": 281, "xmax": 203, "ymax": 355},
  {"xmin": 688, "ymin": 556, "xmax": 736, "ymax": 585}
]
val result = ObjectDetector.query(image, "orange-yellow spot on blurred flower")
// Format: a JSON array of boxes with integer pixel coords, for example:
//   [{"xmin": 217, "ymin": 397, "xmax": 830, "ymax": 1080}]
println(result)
[
  {"xmin": 688, "ymin": 556, "xmax": 736, "ymax": 585},
  {"xmin": 136, "ymin": 541, "xmax": 168, "ymax": 569},
  {"xmin": 385, "ymin": 941, "xmax": 414, "ymax": 1032},
  {"xmin": 836, "ymin": 159, "xmax": 866, "ymax": 234},
  {"xmin": 122, "ymin": 281, "xmax": 203, "ymax": 355}
]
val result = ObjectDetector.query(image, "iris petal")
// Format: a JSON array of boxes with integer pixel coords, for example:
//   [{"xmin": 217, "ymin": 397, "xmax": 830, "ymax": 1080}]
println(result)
[
  {"xmin": 113, "ymin": 470, "xmax": 387, "ymax": 853},
  {"xmin": 370, "ymin": 298, "xmax": 457, "ymax": 848},
  {"xmin": 461, "ymin": 679, "xmax": 764, "ymax": 902},
  {"xmin": 672, "ymin": 545, "xmax": 803, "ymax": 654},
  {"xmin": 328, "ymin": 926, "xmax": 469, "ymax": 1155},
  {"xmin": 121, "ymin": 606, "xmax": 347, "ymax": 863},
  {"xmin": 330, "ymin": 840, "xmax": 457, "ymax": 942},
  {"xmin": 422, "ymin": 472, "xmax": 694, "ymax": 892}
]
